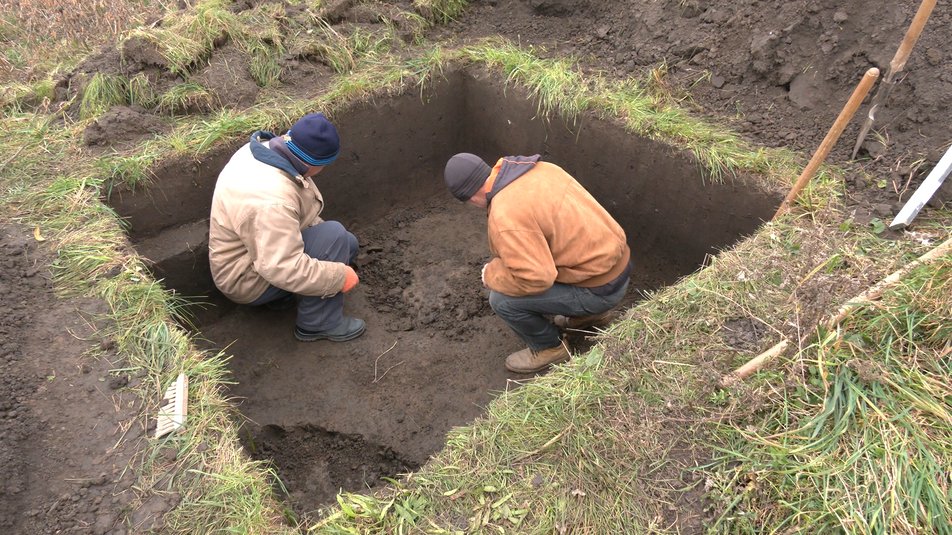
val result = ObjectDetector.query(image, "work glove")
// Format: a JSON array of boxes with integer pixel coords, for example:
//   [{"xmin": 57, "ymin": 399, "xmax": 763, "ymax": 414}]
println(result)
[
  {"xmin": 480, "ymin": 263, "xmax": 488, "ymax": 288},
  {"xmin": 342, "ymin": 265, "xmax": 359, "ymax": 293}
]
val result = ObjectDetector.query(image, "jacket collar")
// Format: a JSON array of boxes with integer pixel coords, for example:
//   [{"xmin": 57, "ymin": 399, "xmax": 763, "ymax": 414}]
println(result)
[
  {"xmin": 486, "ymin": 154, "xmax": 541, "ymax": 204},
  {"xmin": 248, "ymin": 131, "xmax": 308, "ymax": 187}
]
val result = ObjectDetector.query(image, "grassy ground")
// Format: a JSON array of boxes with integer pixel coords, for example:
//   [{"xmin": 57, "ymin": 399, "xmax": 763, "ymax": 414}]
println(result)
[{"xmin": 2, "ymin": 0, "xmax": 949, "ymax": 533}]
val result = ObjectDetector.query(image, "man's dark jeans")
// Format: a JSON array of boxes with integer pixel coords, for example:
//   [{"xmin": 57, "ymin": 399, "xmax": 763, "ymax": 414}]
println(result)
[
  {"xmin": 489, "ymin": 280, "xmax": 628, "ymax": 351},
  {"xmin": 250, "ymin": 220, "xmax": 358, "ymax": 331}
]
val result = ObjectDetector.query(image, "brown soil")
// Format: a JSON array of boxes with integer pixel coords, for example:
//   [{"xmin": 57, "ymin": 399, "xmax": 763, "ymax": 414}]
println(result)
[
  {"xmin": 108, "ymin": 67, "xmax": 779, "ymax": 519},
  {"xmin": 435, "ymin": 0, "xmax": 952, "ymax": 216},
  {"xmin": 0, "ymin": 225, "xmax": 176, "ymax": 534},
  {"xmin": 14, "ymin": 0, "xmax": 952, "ymax": 530},
  {"xmin": 83, "ymin": 105, "xmax": 171, "ymax": 149}
]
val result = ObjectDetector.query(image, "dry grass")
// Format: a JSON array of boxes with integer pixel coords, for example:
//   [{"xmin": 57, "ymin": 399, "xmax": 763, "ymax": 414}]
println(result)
[
  {"xmin": 0, "ymin": 0, "xmax": 168, "ymax": 81},
  {"xmin": 5, "ymin": 0, "xmax": 951, "ymax": 532}
]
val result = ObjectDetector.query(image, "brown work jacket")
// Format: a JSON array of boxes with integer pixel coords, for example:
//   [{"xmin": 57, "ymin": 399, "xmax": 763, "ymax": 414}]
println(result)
[{"xmin": 484, "ymin": 159, "xmax": 631, "ymax": 296}]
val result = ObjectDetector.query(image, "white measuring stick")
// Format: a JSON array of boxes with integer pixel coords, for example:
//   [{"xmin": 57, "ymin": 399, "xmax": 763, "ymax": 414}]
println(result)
[{"xmin": 890, "ymin": 144, "xmax": 952, "ymax": 230}]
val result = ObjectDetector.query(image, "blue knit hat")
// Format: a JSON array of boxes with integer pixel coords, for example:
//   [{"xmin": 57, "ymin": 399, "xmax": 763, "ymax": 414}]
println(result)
[{"xmin": 286, "ymin": 113, "xmax": 340, "ymax": 166}]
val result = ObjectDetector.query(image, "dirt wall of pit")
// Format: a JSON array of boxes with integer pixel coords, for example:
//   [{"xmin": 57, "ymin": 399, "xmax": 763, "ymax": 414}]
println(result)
[
  {"xmin": 107, "ymin": 66, "xmax": 781, "ymax": 299},
  {"xmin": 459, "ymin": 68, "xmax": 781, "ymax": 282}
]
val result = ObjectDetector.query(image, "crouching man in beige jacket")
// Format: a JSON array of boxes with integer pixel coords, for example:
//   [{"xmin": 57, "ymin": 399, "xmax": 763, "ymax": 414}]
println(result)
[{"xmin": 208, "ymin": 112, "xmax": 365, "ymax": 342}]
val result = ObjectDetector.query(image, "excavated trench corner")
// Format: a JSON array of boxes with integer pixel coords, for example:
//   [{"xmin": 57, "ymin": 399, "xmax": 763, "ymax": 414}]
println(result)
[{"xmin": 106, "ymin": 68, "xmax": 781, "ymax": 515}]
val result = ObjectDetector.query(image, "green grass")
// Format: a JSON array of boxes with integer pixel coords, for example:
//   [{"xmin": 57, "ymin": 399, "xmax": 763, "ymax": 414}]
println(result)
[
  {"xmin": 80, "ymin": 73, "xmax": 130, "ymax": 119},
  {"xmin": 121, "ymin": 0, "xmax": 239, "ymax": 76},
  {"xmin": 77, "ymin": 71, "xmax": 156, "ymax": 119},
  {"xmin": 463, "ymin": 41, "xmax": 591, "ymax": 122},
  {"xmin": 234, "ymin": 2, "xmax": 287, "ymax": 88},
  {"xmin": 707, "ymin": 256, "xmax": 951, "ymax": 534},
  {"xmin": 6, "ymin": 13, "xmax": 951, "ymax": 533},
  {"xmin": 296, "ymin": 21, "xmax": 394, "ymax": 75},
  {"xmin": 157, "ymin": 82, "xmax": 217, "ymax": 115},
  {"xmin": 414, "ymin": 0, "xmax": 469, "ymax": 23}
]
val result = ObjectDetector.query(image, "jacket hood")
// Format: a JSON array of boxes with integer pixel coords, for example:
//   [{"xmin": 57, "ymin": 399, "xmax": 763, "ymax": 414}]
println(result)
[
  {"xmin": 248, "ymin": 131, "xmax": 306, "ymax": 184},
  {"xmin": 486, "ymin": 154, "xmax": 542, "ymax": 204}
]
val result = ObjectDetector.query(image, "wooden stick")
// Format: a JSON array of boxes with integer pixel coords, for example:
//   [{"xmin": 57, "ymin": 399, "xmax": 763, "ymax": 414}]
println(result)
[
  {"xmin": 720, "ymin": 340, "xmax": 789, "ymax": 387},
  {"xmin": 826, "ymin": 236, "xmax": 952, "ymax": 326},
  {"xmin": 720, "ymin": 236, "xmax": 952, "ymax": 387},
  {"xmin": 773, "ymin": 67, "xmax": 880, "ymax": 220},
  {"xmin": 889, "ymin": 0, "xmax": 937, "ymax": 74},
  {"xmin": 850, "ymin": 0, "xmax": 937, "ymax": 158}
]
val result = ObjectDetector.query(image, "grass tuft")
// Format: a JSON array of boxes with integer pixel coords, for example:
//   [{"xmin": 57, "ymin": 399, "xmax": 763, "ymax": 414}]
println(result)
[
  {"xmin": 157, "ymin": 83, "xmax": 217, "ymax": 115},
  {"xmin": 120, "ymin": 0, "xmax": 239, "ymax": 76},
  {"xmin": 234, "ymin": 2, "xmax": 287, "ymax": 88},
  {"xmin": 708, "ymin": 257, "xmax": 952, "ymax": 534},
  {"xmin": 413, "ymin": 0, "xmax": 469, "ymax": 23},
  {"xmin": 463, "ymin": 41, "xmax": 589, "ymax": 122},
  {"xmin": 298, "ymin": 22, "xmax": 393, "ymax": 75},
  {"xmin": 80, "ymin": 72, "xmax": 130, "ymax": 119}
]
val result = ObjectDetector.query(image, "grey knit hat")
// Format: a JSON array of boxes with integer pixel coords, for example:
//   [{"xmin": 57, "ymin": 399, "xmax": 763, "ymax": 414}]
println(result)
[{"xmin": 444, "ymin": 153, "xmax": 491, "ymax": 201}]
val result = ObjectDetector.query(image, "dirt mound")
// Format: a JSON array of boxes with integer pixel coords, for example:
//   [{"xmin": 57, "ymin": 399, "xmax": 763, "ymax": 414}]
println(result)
[
  {"xmin": 245, "ymin": 424, "xmax": 417, "ymax": 516},
  {"xmin": 440, "ymin": 0, "xmax": 952, "ymax": 216},
  {"xmin": 83, "ymin": 105, "xmax": 170, "ymax": 147},
  {"xmin": 62, "ymin": 0, "xmax": 951, "ymax": 224},
  {"xmin": 356, "ymin": 199, "xmax": 493, "ymax": 340}
]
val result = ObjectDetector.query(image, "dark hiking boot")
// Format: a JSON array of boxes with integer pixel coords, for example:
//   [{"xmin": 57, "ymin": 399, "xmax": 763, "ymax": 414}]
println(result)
[
  {"xmin": 505, "ymin": 343, "xmax": 571, "ymax": 374},
  {"xmin": 552, "ymin": 310, "xmax": 616, "ymax": 331},
  {"xmin": 294, "ymin": 317, "xmax": 366, "ymax": 342}
]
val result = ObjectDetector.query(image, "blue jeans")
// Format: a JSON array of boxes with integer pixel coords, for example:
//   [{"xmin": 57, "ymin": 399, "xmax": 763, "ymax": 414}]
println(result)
[
  {"xmin": 250, "ymin": 221, "xmax": 358, "ymax": 331},
  {"xmin": 489, "ymin": 280, "xmax": 628, "ymax": 351}
]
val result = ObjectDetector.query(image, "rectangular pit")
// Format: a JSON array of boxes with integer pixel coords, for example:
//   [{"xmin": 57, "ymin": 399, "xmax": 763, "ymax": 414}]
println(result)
[{"xmin": 107, "ymin": 67, "xmax": 781, "ymax": 515}]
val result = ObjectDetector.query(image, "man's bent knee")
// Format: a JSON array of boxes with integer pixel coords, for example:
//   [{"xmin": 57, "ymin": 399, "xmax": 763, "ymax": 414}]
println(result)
[
  {"xmin": 489, "ymin": 290, "xmax": 520, "ymax": 317},
  {"xmin": 302, "ymin": 220, "xmax": 357, "ymax": 262}
]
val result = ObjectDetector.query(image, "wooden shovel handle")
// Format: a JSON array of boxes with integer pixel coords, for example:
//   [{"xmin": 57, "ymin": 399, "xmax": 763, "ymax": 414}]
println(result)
[
  {"xmin": 773, "ymin": 67, "xmax": 880, "ymax": 219},
  {"xmin": 891, "ymin": 0, "xmax": 937, "ymax": 74}
]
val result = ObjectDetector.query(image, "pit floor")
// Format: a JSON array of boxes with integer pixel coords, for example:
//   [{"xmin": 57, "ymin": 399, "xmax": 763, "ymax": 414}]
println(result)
[{"xmin": 192, "ymin": 193, "xmax": 676, "ymax": 514}]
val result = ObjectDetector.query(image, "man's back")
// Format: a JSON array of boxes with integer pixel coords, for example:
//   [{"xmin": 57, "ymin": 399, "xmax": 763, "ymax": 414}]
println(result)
[{"xmin": 485, "ymin": 160, "xmax": 630, "ymax": 296}]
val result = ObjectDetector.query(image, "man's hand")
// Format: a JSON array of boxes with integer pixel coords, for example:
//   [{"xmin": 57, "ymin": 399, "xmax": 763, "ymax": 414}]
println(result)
[{"xmin": 343, "ymin": 265, "xmax": 359, "ymax": 293}]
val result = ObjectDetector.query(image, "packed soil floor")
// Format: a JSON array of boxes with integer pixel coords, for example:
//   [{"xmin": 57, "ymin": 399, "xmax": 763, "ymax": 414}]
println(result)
[{"xmin": 5, "ymin": 0, "xmax": 952, "ymax": 531}]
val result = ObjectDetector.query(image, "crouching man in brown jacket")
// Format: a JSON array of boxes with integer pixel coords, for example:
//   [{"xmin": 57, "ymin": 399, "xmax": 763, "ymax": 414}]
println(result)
[
  {"xmin": 444, "ymin": 153, "xmax": 631, "ymax": 373},
  {"xmin": 208, "ymin": 112, "xmax": 365, "ymax": 342}
]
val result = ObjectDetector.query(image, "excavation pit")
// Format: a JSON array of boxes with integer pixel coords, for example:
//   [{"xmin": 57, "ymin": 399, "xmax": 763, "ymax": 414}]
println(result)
[{"xmin": 107, "ymin": 68, "xmax": 781, "ymax": 514}]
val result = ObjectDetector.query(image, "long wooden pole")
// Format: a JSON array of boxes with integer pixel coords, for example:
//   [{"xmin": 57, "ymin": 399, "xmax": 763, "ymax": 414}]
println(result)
[
  {"xmin": 720, "ymin": 236, "xmax": 952, "ymax": 387},
  {"xmin": 773, "ymin": 68, "xmax": 880, "ymax": 220},
  {"xmin": 850, "ymin": 0, "xmax": 938, "ymax": 159}
]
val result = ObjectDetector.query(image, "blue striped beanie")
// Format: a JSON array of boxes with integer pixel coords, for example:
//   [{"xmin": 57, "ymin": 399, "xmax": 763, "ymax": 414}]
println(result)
[{"xmin": 286, "ymin": 113, "xmax": 340, "ymax": 166}]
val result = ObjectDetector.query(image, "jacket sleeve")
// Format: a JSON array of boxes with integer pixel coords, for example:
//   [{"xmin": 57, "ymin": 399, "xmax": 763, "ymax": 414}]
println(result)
[
  {"xmin": 243, "ymin": 204, "xmax": 347, "ymax": 297},
  {"xmin": 484, "ymin": 229, "xmax": 557, "ymax": 296}
]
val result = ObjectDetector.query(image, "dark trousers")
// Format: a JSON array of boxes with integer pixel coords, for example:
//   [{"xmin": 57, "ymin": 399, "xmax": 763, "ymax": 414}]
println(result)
[
  {"xmin": 250, "ymin": 221, "xmax": 358, "ymax": 331},
  {"xmin": 489, "ymin": 280, "xmax": 628, "ymax": 351}
]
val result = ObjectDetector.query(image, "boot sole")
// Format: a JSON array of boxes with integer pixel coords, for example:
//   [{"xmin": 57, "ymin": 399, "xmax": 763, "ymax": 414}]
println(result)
[
  {"xmin": 505, "ymin": 354, "xmax": 570, "ymax": 374},
  {"xmin": 553, "ymin": 313, "xmax": 616, "ymax": 331},
  {"xmin": 294, "ymin": 324, "xmax": 366, "ymax": 342}
]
